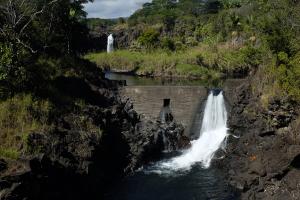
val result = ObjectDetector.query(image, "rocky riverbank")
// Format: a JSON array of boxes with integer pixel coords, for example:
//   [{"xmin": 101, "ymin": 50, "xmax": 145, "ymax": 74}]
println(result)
[
  {"xmin": 223, "ymin": 80, "xmax": 300, "ymax": 200},
  {"xmin": 0, "ymin": 71, "xmax": 188, "ymax": 200}
]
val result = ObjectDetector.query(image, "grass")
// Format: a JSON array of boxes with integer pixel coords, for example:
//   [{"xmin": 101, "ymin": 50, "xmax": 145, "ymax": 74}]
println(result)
[
  {"xmin": 85, "ymin": 42, "xmax": 265, "ymax": 80},
  {"xmin": 0, "ymin": 94, "xmax": 51, "ymax": 160},
  {"xmin": 85, "ymin": 48, "xmax": 220, "ymax": 79},
  {"xmin": 86, "ymin": 41, "xmax": 300, "ymax": 104},
  {"xmin": 0, "ymin": 148, "xmax": 19, "ymax": 160}
]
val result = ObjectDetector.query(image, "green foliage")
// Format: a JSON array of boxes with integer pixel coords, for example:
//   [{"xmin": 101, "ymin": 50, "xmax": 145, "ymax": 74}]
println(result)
[
  {"xmin": 161, "ymin": 37, "xmax": 176, "ymax": 51},
  {"xmin": 138, "ymin": 29, "xmax": 160, "ymax": 49},
  {"xmin": 162, "ymin": 13, "xmax": 176, "ymax": 31},
  {"xmin": 0, "ymin": 94, "xmax": 52, "ymax": 159},
  {"xmin": 0, "ymin": 43, "xmax": 12, "ymax": 81},
  {"xmin": 277, "ymin": 52, "xmax": 289, "ymax": 64},
  {"xmin": 0, "ymin": 148, "xmax": 19, "ymax": 160},
  {"xmin": 241, "ymin": 46, "xmax": 265, "ymax": 68},
  {"xmin": 85, "ymin": 48, "xmax": 220, "ymax": 79},
  {"xmin": 222, "ymin": 0, "xmax": 246, "ymax": 8},
  {"xmin": 275, "ymin": 53, "xmax": 300, "ymax": 100},
  {"xmin": 0, "ymin": 0, "xmax": 93, "ymax": 97},
  {"xmin": 175, "ymin": 63, "xmax": 219, "ymax": 80},
  {"xmin": 86, "ymin": 0, "xmax": 300, "ymax": 104},
  {"xmin": 86, "ymin": 18, "xmax": 118, "ymax": 30}
]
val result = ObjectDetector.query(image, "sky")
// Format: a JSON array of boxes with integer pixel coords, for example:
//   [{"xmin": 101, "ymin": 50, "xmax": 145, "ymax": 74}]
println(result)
[{"xmin": 84, "ymin": 0, "xmax": 152, "ymax": 19}]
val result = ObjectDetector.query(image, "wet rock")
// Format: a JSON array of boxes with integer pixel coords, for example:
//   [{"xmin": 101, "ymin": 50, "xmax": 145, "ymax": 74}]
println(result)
[{"xmin": 124, "ymin": 119, "xmax": 188, "ymax": 172}]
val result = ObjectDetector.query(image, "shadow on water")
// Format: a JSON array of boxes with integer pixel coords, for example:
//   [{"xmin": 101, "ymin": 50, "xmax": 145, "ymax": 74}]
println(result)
[
  {"xmin": 105, "ymin": 71, "xmax": 224, "ymax": 87},
  {"xmin": 104, "ymin": 72, "xmax": 240, "ymax": 200},
  {"xmin": 105, "ymin": 163, "xmax": 239, "ymax": 200}
]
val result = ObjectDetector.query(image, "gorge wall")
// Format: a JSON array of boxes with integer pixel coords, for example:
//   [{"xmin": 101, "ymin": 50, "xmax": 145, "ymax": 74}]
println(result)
[{"xmin": 223, "ymin": 79, "xmax": 300, "ymax": 200}]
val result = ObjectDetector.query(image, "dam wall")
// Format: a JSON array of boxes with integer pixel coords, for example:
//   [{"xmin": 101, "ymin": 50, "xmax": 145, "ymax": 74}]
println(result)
[
  {"xmin": 120, "ymin": 86, "xmax": 208, "ymax": 137},
  {"xmin": 119, "ymin": 79, "xmax": 246, "ymax": 137}
]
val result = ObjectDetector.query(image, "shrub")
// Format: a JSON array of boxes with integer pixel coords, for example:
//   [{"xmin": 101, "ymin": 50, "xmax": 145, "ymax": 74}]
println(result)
[
  {"xmin": 0, "ymin": 43, "xmax": 13, "ymax": 82},
  {"xmin": 161, "ymin": 37, "xmax": 175, "ymax": 51},
  {"xmin": 277, "ymin": 51, "xmax": 289, "ymax": 64},
  {"xmin": 222, "ymin": 0, "xmax": 245, "ymax": 9},
  {"xmin": 0, "ymin": 94, "xmax": 51, "ymax": 159},
  {"xmin": 138, "ymin": 29, "xmax": 160, "ymax": 49},
  {"xmin": 241, "ymin": 46, "xmax": 264, "ymax": 68}
]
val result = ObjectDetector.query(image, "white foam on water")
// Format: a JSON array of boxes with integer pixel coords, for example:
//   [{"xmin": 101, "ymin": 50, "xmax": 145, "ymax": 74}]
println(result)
[{"xmin": 147, "ymin": 91, "xmax": 228, "ymax": 173}]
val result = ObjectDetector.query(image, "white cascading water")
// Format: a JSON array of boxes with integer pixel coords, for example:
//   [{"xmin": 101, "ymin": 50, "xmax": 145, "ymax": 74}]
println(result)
[
  {"xmin": 155, "ymin": 91, "xmax": 228, "ymax": 172},
  {"xmin": 107, "ymin": 34, "xmax": 114, "ymax": 53}
]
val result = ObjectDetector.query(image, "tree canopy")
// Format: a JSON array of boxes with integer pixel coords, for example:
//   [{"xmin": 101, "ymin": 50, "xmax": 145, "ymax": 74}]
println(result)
[{"xmin": 0, "ymin": 0, "xmax": 93, "ymax": 97}]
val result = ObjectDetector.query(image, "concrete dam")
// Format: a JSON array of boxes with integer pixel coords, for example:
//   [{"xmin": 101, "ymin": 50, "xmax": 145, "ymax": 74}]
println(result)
[
  {"xmin": 119, "ymin": 79, "xmax": 245, "ymax": 137},
  {"xmin": 120, "ymin": 86, "xmax": 208, "ymax": 137}
]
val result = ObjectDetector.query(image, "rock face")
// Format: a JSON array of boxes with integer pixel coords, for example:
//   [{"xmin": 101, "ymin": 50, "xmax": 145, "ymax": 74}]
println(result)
[
  {"xmin": 223, "ymin": 80, "xmax": 300, "ymax": 200},
  {"xmin": 113, "ymin": 27, "xmax": 142, "ymax": 49},
  {"xmin": 0, "ymin": 70, "xmax": 188, "ymax": 200},
  {"xmin": 0, "ymin": 160, "xmax": 6, "ymax": 173}
]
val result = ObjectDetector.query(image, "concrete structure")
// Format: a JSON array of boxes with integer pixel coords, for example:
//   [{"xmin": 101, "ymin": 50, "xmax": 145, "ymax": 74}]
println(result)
[
  {"xmin": 120, "ymin": 86, "xmax": 208, "ymax": 137},
  {"xmin": 119, "ymin": 79, "xmax": 246, "ymax": 136}
]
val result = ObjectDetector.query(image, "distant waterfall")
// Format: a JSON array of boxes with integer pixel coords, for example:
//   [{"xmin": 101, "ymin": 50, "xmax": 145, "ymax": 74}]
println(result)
[
  {"xmin": 153, "ymin": 90, "xmax": 228, "ymax": 172},
  {"xmin": 107, "ymin": 34, "xmax": 114, "ymax": 53}
]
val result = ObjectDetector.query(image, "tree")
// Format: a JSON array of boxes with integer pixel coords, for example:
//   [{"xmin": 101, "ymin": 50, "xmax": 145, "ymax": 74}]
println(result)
[
  {"xmin": 138, "ymin": 29, "xmax": 160, "ymax": 49},
  {"xmin": 0, "ymin": 0, "xmax": 93, "ymax": 97}
]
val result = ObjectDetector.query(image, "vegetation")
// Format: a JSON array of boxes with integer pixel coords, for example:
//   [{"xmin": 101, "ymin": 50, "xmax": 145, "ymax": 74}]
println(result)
[
  {"xmin": 86, "ymin": 0, "xmax": 300, "ymax": 103},
  {"xmin": 85, "ymin": 18, "xmax": 118, "ymax": 30},
  {"xmin": 85, "ymin": 48, "xmax": 220, "ymax": 79},
  {"xmin": 0, "ymin": 0, "xmax": 96, "ymax": 159},
  {"xmin": 1, "ymin": 0, "xmax": 300, "ymax": 156},
  {"xmin": 0, "ymin": 0, "xmax": 93, "ymax": 98},
  {"xmin": 0, "ymin": 94, "xmax": 51, "ymax": 159},
  {"xmin": 138, "ymin": 29, "xmax": 160, "ymax": 49}
]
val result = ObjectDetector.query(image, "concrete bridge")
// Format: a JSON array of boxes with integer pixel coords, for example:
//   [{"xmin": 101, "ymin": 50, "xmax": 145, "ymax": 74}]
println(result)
[{"xmin": 120, "ymin": 86, "xmax": 208, "ymax": 137}]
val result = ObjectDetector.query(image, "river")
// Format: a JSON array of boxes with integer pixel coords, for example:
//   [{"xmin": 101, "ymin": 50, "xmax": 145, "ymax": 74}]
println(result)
[{"xmin": 104, "ymin": 72, "xmax": 240, "ymax": 200}]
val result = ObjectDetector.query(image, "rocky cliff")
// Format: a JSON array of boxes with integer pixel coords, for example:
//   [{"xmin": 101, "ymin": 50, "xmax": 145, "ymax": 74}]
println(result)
[
  {"xmin": 0, "ymin": 70, "xmax": 188, "ymax": 200},
  {"xmin": 224, "ymin": 80, "xmax": 300, "ymax": 200}
]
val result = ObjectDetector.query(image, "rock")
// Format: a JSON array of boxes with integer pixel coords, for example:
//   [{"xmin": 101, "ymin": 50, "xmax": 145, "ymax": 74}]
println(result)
[
  {"xmin": 259, "ymin": 130, "xmax": 275, "ymax": 137},
  {"xmin": 0, "ymin": 159, "xmax": 7, "ymax": 173},
  {"xmin": 221, "ymin": 80, "xmax": 300, "ymax": 200},
  {"xmin": 113, "ymin": 27, "xmax": 143, "ymax": 49},
  {"xmin": 177, "ymin": 135, "xmax": 191, "ymax": 149},
  {"xmin": 248, "ymin": 159, "xmax": 266, "ymax": 176},
  {"xmin": 290, "ymin": 154, "xmax": 300, "ymax": 168},
  {"xmin": 124, "ymin": 119, "xmax": 188, "ymax": 172},
  {"xmin": 0, "ymin": 73, "xmax": 188, "ymax": 200}
]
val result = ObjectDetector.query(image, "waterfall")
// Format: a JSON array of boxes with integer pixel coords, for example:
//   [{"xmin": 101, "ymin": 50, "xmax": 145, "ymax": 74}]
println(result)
[
  {"xmin": 153, "ymin": 90, "xmax": 228, "ymax": 172},
  {"xmin": 107, "ymin": 34, "xmax": 114, "ymax": 53}
]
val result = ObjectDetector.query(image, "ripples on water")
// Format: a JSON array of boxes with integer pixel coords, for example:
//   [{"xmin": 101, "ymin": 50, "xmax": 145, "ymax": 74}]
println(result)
[{"xmin": 105, "ymin": 163, "xmax": 239, "ymax": 200}]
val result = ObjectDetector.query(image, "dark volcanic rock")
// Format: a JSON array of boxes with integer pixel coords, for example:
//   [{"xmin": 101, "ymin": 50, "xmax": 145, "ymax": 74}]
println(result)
[
  {"xmin": 0, "ymin": 73, "xmax": 188, "ymax": 200},
  {"xmin": 222, "ymin": 80, "xmax": 300, "ymax": 200},
  {"xmin": 0, "ymin": 159, "xmax": 7, "ymax": 173},
  {"xmin": 114, "ymin": 28, "xmax": 142, "ymax": 49}
]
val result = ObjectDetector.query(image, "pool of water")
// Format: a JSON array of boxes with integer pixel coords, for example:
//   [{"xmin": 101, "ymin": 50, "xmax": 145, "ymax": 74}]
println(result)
[
  {"xmin": 104, "ymin": 164, "xmax": 239, "ymax": 200},
  {"xmin": 104, "ymin": 72, "xmax": 239, "ymax": 200},
  {"xmin": 105, "ymin": 71, "xmax": 221, "ymax": 86}
]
